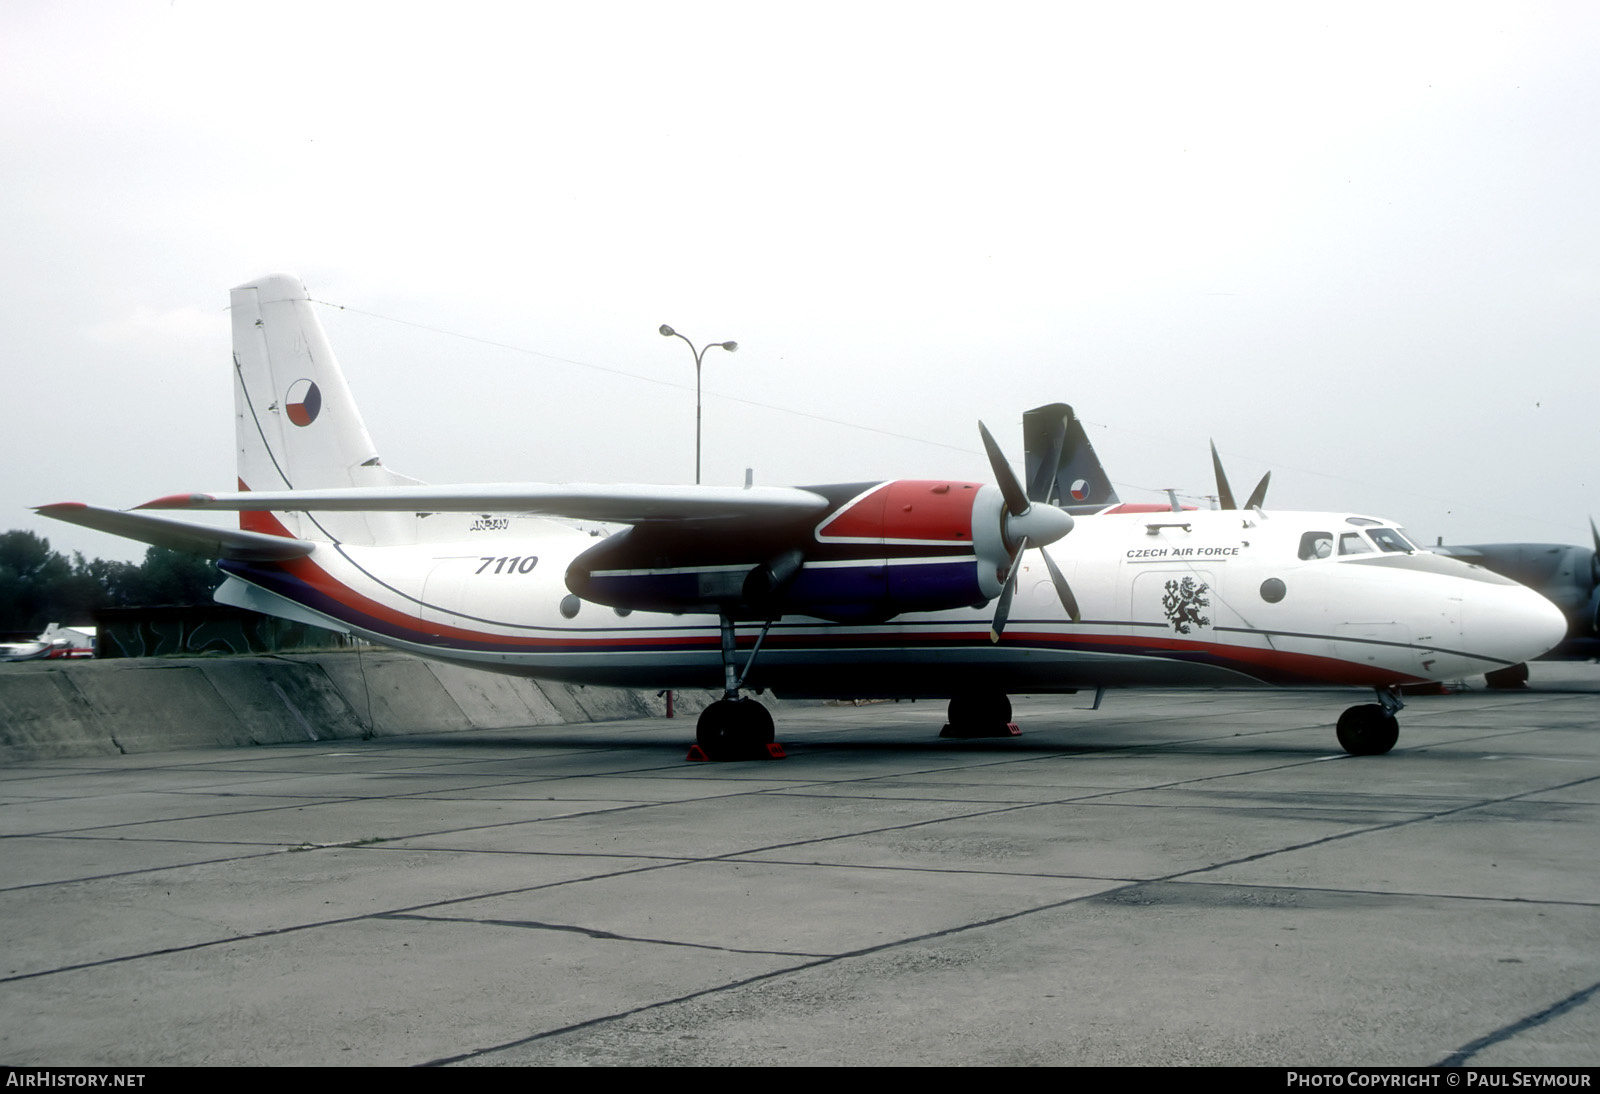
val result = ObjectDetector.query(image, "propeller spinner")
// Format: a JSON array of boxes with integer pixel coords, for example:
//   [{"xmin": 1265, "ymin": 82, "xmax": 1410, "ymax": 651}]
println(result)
[{"xmin": 978, "ymin": 422, "xmax": 1081, "ymax": 641}]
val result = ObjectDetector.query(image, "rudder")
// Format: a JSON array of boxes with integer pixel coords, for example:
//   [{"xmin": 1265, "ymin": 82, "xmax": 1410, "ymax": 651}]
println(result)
[{"xmin": 231, "ymin": 273, "xmax": 419, "ymax": 544}]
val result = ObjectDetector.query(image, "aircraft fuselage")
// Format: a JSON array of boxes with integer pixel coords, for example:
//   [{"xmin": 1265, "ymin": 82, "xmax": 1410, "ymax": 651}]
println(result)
[{"xmin": 215, "ymin": 500, "xmax": 1559, "ymax": 700}]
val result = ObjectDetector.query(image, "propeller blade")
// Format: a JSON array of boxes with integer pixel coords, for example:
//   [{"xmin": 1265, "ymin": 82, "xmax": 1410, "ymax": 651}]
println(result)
[
  {"xmin": 1243, "ymin": 471, "xmax": 1271, "ymax": 511},
  {"xmin": 989, "ymin": 538, "xmax": 1028, "ymax": 642},
  {"xmin": 1040, "ymin": 547, "xmax": 1082, "ymax": 623},
  {"xmin": 1026, "ymin": 418, "xmax": 1068, "ymax": 504},
  {"xmin": 981, "ymin": 419, "xmax": 1079, "ymax": 639},
  {"xmin": 1210, "ymin": 440, "xmax": 1236, "ymax": 510},
  {"xmin": 979, "ymin": 421, "xmax": 1030, "ymax": 517}
]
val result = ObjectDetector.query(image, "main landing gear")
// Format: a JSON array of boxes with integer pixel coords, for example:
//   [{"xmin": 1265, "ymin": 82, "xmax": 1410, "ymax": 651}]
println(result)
[
  {"xmin": 692, "ymin": 616, "xmax": 784, "ymax": 761},
  {"xmin": 1336, "ymin": 687, "xmax": 1403, "ymax": 756},
  {"xmin": 940, "ymin": 692, "xmax": 1021, "ymax": 738}
]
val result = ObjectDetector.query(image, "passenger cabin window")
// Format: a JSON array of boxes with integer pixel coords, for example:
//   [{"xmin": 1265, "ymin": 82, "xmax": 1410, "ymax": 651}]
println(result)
[
  {"xmin": 1299, "ymin": 532, "xmax": 1334, "ymax": 560},
  {"xmin": 1339, "ymin": 532, "xmax": 1374, "ymax": 555}
]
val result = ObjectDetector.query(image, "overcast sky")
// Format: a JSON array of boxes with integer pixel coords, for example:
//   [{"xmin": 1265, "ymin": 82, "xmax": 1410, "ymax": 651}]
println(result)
[{"xmin": 4, "ymin": 1, "xmax": 1597, "ymax": 562}]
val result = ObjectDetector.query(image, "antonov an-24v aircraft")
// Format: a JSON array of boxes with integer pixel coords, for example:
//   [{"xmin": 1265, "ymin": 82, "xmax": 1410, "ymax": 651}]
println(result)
[{"xmin": 38, "ymin": 274, "xmax": 1565, "ymax": 758}]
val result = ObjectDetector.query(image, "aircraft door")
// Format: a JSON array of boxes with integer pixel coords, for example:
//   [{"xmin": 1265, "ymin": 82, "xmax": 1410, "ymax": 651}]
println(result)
[
  {"xmin": 421, "ymin": 556, "xmax": 470, "ymax": 635},
  {"xmin": 1130, "ymin": 569, "xmax": 1222, "ymax": 639}
]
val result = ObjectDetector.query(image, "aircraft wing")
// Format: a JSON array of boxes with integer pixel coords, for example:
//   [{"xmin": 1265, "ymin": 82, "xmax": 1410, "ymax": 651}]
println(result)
[
  {"xmin": 137, "ymin": 484, "xmax": 832, "ymax": 524},
  {"xmin": 34, "ymin": 503, "xmax": 316, "ymax": 560}
]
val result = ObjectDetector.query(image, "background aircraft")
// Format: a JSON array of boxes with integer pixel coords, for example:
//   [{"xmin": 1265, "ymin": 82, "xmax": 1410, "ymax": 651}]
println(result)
[
  {"xmin": 1432, "ymin": 522, "xmax": 1600, "ymax": 683},
  {"xmin": 37, "ymin": 275, "xmax": 1566, "ymax": 758}
]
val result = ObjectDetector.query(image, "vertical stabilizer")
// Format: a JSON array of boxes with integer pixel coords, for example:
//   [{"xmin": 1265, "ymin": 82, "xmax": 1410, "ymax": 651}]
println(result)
[
  {"xmin": 1022, "ymin": 403, "xmax": 1119, "ymax": 514},
  {"xmin": 231, "ymin": 274, "xmax": 419, "ymax": 544}
]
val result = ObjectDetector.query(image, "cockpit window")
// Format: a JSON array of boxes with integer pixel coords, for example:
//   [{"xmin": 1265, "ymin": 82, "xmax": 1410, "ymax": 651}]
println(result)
[
  {"xmin": 1298, "ymin": 532, "xmax": 1334, "ymax": 560},
  {"xmin": 1368, "ymin": 527, "xmax": 1414, "ymax": 553},
  {"xmin": 1339, "ymin": 532, "xmax": 1374, "ymax": 555}
]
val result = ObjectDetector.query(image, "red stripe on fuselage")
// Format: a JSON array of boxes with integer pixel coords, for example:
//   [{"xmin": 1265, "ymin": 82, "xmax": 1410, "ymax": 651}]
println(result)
[
  {"xmin": 997, "ymin": 628, "xmax": 1429, "ymax": 686},
  {"xmin": 254, "ymin": 547, "xmax": 1430, "ymax": 686}
]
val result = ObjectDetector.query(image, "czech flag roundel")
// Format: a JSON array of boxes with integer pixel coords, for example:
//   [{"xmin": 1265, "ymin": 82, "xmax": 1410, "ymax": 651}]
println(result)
[
  {"xmin": 285, "ymin": 379, "xmax": 321, "ymax": 427},
  {"xmin": 1070, "ymin": 478, "xmax": 1091, "ymax": 501}
]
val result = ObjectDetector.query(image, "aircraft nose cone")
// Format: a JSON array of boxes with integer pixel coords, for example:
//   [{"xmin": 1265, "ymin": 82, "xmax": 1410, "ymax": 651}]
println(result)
[
  {"xmin": 1468, "ymin": 583, "xmax": 1569, "ymax": 668},
  {"xmin": 1008, "ymin": 504, "xmax": 1074, "ymax": 548}
]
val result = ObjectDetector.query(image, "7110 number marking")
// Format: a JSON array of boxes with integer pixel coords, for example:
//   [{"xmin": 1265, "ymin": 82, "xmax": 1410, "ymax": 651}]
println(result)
[{"xmin": 477, "ymin": 556, "xmax": 539, "ymax": 575}]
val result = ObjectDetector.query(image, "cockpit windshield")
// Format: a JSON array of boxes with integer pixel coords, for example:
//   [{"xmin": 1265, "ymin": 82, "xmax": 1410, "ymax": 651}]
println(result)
[
  {"xmin": 1300, "ymin": 525, "xmax": 1417, "ymax": 560},
  {"xmin": 1368, "ymin": 527, "xmax": 1416, "ymax": 553}
]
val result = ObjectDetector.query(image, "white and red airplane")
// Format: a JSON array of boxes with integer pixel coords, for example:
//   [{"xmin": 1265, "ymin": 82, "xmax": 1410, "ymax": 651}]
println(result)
[{"xmin": 38, "ymin": 274, "xmax": 1566, "ymax": 757}]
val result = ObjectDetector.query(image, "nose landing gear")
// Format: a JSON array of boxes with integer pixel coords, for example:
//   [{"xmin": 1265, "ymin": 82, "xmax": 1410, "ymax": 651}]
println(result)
[{"xmin": 1336, "ymin": 688, "xmax": 1403, "ymax": 756}]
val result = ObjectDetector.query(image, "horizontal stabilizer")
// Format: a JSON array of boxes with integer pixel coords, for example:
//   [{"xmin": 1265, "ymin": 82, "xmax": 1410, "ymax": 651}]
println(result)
[
  {"xmin": 35, "ymin": 504, "xmax": 316, "ymax": 560},
  {"xmin": 137, "ymin": 484, "xmax": 832, "ymax": 524}
]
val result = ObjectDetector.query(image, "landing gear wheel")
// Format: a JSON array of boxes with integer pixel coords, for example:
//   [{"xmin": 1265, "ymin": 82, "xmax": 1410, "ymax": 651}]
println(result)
[
  {"xmin": 696, "ymin": 698, "xmax": 776, "ymax": 759},
  {"xmin": 1336, "ymin": 703, "xmax": 1400, "ymax": 756},
  {"xmin": 942, "ymin": 692, "xmax": 1018, "ymax": 738},
  {"xmin": 947, "ymin": 692, "xmax": 1011, "ymax": 726}
]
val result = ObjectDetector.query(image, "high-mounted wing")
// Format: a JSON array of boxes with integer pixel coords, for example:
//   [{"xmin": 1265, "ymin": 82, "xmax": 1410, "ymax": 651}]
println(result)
[
  {"xmin": 137, "ymin": 484, "xmax": 831, "ymax": 524},
  {"xmin": 34, "ymin": 503, "xmax": 316, "ymax": 560}
]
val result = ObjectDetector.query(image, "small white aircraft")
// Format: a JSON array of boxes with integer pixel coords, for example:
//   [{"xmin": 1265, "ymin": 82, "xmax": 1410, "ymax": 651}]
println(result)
[
  {"xmin": 38, "ymin": 274, "xmax": 1566, "ymax": 757},
  {"xmin": 0, "ymin": 623, "xmax": 95, "ymax": 662}
]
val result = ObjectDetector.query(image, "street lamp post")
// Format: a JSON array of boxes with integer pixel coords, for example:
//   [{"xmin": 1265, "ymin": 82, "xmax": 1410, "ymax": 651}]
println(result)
[{"xmin": 659, "ymin": 324, "xmax": 737, "ymax": 485}]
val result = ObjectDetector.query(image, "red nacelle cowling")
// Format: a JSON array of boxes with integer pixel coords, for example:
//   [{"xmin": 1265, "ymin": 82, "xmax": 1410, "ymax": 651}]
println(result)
[
  {"xmin": 567, "ymin": 479, "xmax": 1012, "ymax": 622},
  {"xmin": 797, "ymin": 479, "xmax": 1004, "ymax": 619}
]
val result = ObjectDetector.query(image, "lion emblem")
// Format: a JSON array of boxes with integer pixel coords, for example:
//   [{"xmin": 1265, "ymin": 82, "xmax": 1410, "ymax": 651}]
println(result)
[{"xmin": 1162, "ymin": 577, "xmax": 1211, "ymax": 634}]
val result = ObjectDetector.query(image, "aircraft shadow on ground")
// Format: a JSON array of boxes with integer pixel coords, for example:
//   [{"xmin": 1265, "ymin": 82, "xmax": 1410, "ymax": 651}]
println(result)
[{"xmin": 372, "ymin": 729, "xmax": 1353, "ymax": 760}]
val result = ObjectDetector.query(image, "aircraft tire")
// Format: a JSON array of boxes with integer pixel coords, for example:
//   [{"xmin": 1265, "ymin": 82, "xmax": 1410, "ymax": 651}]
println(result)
[
  {"xmin": 696, "ymin": 698, "xmax": 775, "ymax": 757},
  {"xmin": 948, "ymin": 692, "xmax": 1012, "ymax": 728},
  {"xmin": 1336, "ymin": 704, "xmax": 1399, "ymax": 756}
]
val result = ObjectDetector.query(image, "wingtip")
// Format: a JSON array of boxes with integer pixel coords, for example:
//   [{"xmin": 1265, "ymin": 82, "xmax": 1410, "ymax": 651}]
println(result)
[{"xmin": 34, "ymin": 502, "xmax": 87, "ymax": 514}]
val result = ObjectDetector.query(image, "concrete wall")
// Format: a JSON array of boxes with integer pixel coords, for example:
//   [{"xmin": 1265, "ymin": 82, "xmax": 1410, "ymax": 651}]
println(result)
[{"xmin": 0, "ymin": 651, "xmax": 714, "ymax": 762}]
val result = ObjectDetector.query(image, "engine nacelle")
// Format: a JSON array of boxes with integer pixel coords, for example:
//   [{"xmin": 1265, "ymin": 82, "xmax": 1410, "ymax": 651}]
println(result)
[{"xmin": 566, "ymin": 479, "xmax": 1014, "ymax": 622}]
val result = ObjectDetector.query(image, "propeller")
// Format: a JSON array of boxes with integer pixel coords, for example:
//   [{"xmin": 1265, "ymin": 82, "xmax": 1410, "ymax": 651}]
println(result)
[
  {"xmin": 1210, "ymin": 440, "xmax": 1270, "ymax": 511},
  {"xmin": 1024, "ymin": 411, "xmax": 1069, "ymax": 505},
  {"xmin": 1585, "ymin": 519, "xmax": 1600, "ymax": 631},
  {"xmin": 978, "ymin": 422, "xmax": 1080, "ymax": 641},
  {"xmin": 1591, "ymin": 517, "xmax": 1599, "ymax": 585}
]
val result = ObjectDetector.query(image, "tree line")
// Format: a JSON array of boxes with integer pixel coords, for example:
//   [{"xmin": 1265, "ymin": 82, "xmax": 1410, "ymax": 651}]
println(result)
[{"xmin": 0, "ymin": 530, "xmax": 223, "ymax": 633}]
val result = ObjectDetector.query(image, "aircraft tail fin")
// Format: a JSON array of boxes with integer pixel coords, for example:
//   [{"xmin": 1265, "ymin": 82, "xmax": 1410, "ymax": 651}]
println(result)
[
  {"xmin": 231, "ymin": 274, "xmax": 419, "ymax": 544},
  {"xmin": 1022, "ymin": 403, "xmax": 1119, "ymax": 514}
]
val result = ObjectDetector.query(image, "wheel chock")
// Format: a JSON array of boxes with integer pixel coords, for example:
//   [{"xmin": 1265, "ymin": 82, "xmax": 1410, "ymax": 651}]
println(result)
[
  {"xmin": 939, "ymin": 722, "xmax": 1021, "ymax": 739},
  {"xmin": 686, "ymin": 742, "xmax": 788, "ymax": 762}
]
